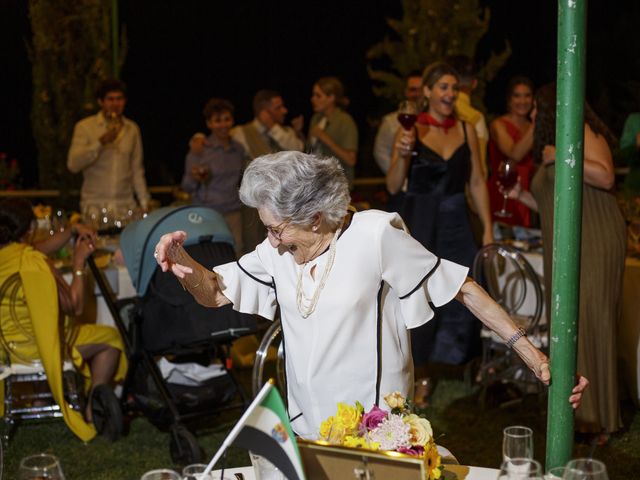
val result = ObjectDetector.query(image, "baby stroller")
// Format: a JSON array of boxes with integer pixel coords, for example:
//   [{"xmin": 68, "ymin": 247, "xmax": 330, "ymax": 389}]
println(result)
[{"xmin": 90, "ymin": 205, "xmax": 257, "ymax": 464}]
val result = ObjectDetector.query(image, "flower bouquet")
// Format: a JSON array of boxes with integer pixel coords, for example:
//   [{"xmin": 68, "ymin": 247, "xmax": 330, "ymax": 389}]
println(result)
[{"xmin": 318, "ymin": 392, "xmax": 443, "ymax": 480}]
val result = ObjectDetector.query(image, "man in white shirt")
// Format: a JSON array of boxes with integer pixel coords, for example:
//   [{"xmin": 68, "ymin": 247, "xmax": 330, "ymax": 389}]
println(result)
[{"xmin": 67, "ymin": 79, "xmax": 150, "ymax": 214}]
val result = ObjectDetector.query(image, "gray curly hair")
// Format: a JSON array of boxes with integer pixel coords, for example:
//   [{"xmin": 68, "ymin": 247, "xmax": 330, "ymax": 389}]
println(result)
[{"xmin": 239, "ymin": 151, "xmax": 350, "ymax": 228}]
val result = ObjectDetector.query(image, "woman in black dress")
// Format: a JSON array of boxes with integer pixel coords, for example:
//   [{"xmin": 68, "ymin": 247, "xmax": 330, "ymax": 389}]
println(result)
[{"xmin": 386, "ymin": 62, "xmax": 493, "ymax": 366}]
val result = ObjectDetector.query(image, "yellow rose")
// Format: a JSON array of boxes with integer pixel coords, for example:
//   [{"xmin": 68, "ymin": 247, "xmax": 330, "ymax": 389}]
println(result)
[
  {"xmin": 403, "ymin": 414, "xmax": 433, "ymax": 445},
  {"xmin": 328, "ymin": 420, "xmax": 347, "ymax": 444},
  {"xmin": 319, "ymin": 416, "xmax": 334, "ymax": 440},
  {"xmin": 383, "ymin": 391, "xmax": 406, "ymax": 410},
  {"xmin": 336, "ymin": 402, "xmax": 362, "ymax": 434}
]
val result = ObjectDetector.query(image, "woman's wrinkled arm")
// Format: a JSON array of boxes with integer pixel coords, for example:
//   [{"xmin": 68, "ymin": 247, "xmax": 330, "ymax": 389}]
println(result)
[
  {"xmin": 155, "ymin": 231, "xmax": 230, "ymax": 308},
  {"xmin": 455, "ymin": 277, "xmax": 588, "ymax": 408},
  {"xmin": 456, "ymin": 277, "xmax": 549, "ymax": 382}
]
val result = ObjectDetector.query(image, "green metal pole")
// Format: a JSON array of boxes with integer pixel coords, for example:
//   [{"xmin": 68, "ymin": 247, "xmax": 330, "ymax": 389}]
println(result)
[
  {"xmin": 546, "ymin": 0, "xmax": 587, "ymax": 470},
  {"xmin": 111, "ymin": 0, "xmax": 119, "ymax": 78}
]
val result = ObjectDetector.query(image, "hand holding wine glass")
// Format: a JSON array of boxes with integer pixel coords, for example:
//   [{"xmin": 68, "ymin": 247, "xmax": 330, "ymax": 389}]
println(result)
[
  {"xmin": 495, "ymin": 159, "xmax": 518, "ymax": 217},
  {"xmin": 396, "ymin": 100, "xmax": 419, "ymax": 157}
]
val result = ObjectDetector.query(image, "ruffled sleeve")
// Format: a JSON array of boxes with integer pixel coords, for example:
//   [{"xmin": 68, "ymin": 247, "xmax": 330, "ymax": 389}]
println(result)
[
  {"xmin": 379, "ymin": 213, "xmax": 468, "ymax": 329},
  {"xmin": 213, "ymin": 240, "xmax": 278, "ymax": 320}
]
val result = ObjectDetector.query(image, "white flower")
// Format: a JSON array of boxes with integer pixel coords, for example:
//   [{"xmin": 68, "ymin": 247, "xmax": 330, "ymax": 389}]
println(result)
[{"xmin": 368, "ymin": 413, "xmax": 411, "ymax": 450}]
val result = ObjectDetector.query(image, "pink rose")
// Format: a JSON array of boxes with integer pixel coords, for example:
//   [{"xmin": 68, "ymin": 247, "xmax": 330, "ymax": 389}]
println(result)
[
  {"xmin": 397, "ymin": 445, "xmax": 425, "ymax": 456},
  {"xmin": 361, "ymin": 405, "xmax": 388, "ymax": 430}
]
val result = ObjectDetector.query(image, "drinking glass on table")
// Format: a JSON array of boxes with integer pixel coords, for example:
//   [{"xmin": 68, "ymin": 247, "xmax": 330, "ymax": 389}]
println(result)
[
  {"xmin": 139, "ymin": 469, "xmax": 181, "ymax": 480},
  {"xmin": 495, "ymin": 159, "xmax": 518, "ymax": 218},
  {"xmin": 545, "ymin": 466, "xmax": 566, "ymax": 480},
  {"xmin": 18, "ymin": 454, "xmax": 66, "ymax": 480},
  {"xmin": 498, "ymin": 458, "xmax": 543, "ymax": 479},
  {"xmin": 503, "ymin": 425, "xmax": 534, "ymax": 462},
  {"xmin": 182, "ymin": 463, "xmax": 226, "ymax": 480},
  {"xmin": 562, "ymin": 459, "xmax": 609, "ymax": 480}
]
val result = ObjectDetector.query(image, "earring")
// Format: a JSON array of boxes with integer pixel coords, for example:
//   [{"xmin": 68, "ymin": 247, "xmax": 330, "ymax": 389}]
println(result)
[{"xmin": 312, "ymin": 225, "xmax": 318, "ymax": 232}]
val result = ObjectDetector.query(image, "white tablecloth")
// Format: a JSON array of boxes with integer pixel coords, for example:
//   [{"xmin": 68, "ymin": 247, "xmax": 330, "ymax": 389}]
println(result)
[{"xmin": 212, "ymin": 464, "xmax": 500, "ymax": 480}]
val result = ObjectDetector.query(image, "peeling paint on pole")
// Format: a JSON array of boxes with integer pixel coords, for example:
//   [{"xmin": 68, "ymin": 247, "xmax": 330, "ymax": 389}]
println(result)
[{"xmin": 546, "ymin": 0, "xmax": 586, "ymax": 471}]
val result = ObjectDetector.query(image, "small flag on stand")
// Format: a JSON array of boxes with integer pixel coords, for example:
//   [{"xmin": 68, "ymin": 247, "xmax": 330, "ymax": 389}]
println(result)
[{"xmin": 204, "ymin": 380, "xmax": 306, "ymax": 480}]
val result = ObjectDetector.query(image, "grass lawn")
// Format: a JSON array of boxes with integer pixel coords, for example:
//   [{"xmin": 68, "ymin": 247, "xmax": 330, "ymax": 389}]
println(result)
[{"xmin": 4, "ymin": 366, "xmax": 640, "ymax": 479}]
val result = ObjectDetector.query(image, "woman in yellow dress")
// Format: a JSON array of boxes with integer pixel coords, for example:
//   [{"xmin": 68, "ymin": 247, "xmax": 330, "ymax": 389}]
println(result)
[{"xmin": 0, "ymin": 198, "xmax": 127, "ymax": 441}]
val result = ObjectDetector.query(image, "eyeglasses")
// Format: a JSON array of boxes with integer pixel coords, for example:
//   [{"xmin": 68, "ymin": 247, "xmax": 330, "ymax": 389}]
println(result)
[{"xmin": 265, "ymin": 219, "xmax": 291, "ymax": 241}]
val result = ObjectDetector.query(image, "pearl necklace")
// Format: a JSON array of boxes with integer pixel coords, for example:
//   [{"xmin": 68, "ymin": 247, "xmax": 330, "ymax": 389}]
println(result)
[{"xmin": 295, "ymin": 226, "xmax": 341, "ymax": 318}]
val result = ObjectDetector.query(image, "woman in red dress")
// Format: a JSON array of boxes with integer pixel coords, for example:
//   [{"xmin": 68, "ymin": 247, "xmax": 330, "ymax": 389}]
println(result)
[{"xmin": 488, "ymin": 77, "xmax": 535, "ymax": 226}]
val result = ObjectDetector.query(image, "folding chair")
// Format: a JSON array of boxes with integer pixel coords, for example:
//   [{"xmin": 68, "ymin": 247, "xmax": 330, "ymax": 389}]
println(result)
[
  {"xmin": 0, "ymin": 273, "xmax": 83, "ymax": 443},
  {"xmin": 471, "ymin": 243, "xmax": 546, "ymax": 407}
]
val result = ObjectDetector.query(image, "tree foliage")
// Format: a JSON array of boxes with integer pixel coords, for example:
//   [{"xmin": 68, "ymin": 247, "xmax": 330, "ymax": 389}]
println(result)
[
  {"xmin": 367, "ymin": 0, "xmax": 510, "ymax": 110},
  {"xmin": 28, "ymin": 0, "xmax": 126, "ymax": 191}
]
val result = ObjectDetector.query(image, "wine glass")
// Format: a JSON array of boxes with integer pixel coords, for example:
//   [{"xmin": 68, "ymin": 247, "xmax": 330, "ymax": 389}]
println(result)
[
  {"xmin": 503, "ymin": 425, "xmax": 534, "ymax": 462},
  {"xmin": 498, "ymin": 458, "xmax": 543, "ymax": 479},
  {"xmin": 18, "ymin": 454, "xmax": 66, "ymax": 480},
  {"xmin": 495, "ymin": 159, "xmax": 518, "ymax": 218},
  {"xmin": 397, "ymin": 100, "xmax": 419, "ymax": 131},
  {"xmin": 562, "ymin": 458, "xmax": 609, "ymax": 480}
]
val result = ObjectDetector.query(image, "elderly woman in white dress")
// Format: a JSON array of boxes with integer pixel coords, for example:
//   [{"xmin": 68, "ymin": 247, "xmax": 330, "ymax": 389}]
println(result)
[{"xmin": 154, "ymin": 151, "xmax": 586, "ymax": 439}]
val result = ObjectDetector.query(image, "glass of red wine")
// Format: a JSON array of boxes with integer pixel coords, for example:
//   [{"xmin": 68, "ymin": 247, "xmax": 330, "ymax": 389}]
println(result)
[
  {"xmin": 397, "ymin": 100, "xmax": 418, "ymax": 130},
  {"xmin": 397, "ymin": 101, "xmax": 418, "ymax": 156},
  {"xmin": 495, "ymin": 159, "xmax": 518, "ymax": 218}
]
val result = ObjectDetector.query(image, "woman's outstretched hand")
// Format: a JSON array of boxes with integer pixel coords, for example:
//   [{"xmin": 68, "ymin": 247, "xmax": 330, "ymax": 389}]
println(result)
[
  {"xmin": 570, "ymin": 375, "xmax": 589, "ymax": 410},
  {"xmin": 155, "ymin": 231, "xmax": 192, "ymax": 278},
  {"xmin": 527, "ymin": 352, "xmax": 588, "ymax": 409}
]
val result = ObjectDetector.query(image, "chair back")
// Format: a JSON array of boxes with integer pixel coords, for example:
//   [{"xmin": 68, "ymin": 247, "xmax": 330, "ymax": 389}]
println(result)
[
  {"xmin": 0, "ymin": 272, "xmax": 36, "ymax": 366},
  {"xmin": 472, "ymin": 243, "xmax": 543, "ymax": 334}
]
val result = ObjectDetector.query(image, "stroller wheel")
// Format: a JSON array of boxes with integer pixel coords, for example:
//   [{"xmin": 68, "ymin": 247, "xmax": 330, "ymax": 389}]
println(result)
[
  {"xmin": 170, "ymin": 425, "xmax": 202, "ymax": 465},
  {"xmin": 92, "ymin": 384, "xmax": 123, "ymax": 441}
]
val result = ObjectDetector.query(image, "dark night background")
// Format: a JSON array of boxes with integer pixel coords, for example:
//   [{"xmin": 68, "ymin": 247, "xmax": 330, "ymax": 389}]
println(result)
[{"xmin": 1, "ymin": 0, "xmax": 639, "ymax": 189}]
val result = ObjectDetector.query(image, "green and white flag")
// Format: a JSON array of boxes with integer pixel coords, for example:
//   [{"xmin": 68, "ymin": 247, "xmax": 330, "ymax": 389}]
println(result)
[{"xmin": 205, "ymin": 380, "xmax": 306, "ymax": 480}]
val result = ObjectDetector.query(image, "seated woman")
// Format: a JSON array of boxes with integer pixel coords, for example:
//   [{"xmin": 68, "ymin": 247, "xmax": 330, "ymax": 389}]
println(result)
[
  {"xmin": 154, "ymin": 151, "xmax": 587, "ymax": 440},
  {"xmin": 0, "ymin": 198, "xmax": 127, "ymax": 442}
]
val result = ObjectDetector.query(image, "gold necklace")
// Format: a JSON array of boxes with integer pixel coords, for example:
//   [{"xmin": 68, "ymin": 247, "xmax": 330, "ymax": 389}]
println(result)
[{"xmin": 295, "ymin": 226, "xmax": 341, "ymax": 318}]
